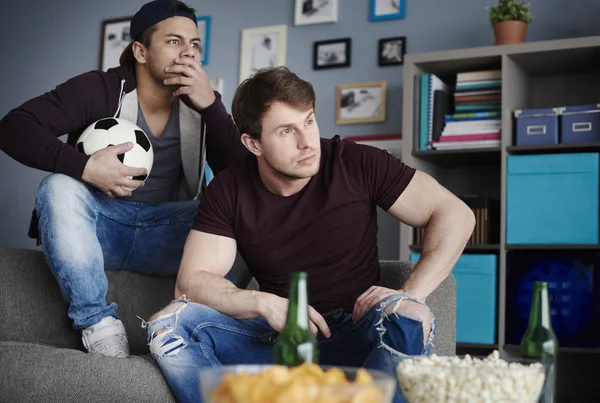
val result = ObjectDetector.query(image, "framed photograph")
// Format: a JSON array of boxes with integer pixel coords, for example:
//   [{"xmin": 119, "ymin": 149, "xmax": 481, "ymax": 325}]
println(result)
[
  {"xmin": 369, "ymin": 0, "xmax": 406, "ymax": 21},
  {"xmin": 295, "ymin": 0, "xmax": 339, "ymax": 25},
  {"xmin": 209, "ymin": 78, "xmax": 224, "ymax": 94},
  {"xmin": 336, "ymin": 81, "xmax": 387, "ymax": 125},
  {"xmin": 239, "ymin": 25, "xmax": 287, "ymax": 84},
  {"xmin": 197, "ymin": 16, "xmax": 211, "ymax": 65},
  {"xmin": 99, "ymin": 17, "xmax": 132, "ymax": 71},
  {"xmin": 313, "ymin": 38, "xmax": 351, "ymax": 70},
  {"xmin": 378, "ymin": 36, "xmax": 406, "ymax": 66}
]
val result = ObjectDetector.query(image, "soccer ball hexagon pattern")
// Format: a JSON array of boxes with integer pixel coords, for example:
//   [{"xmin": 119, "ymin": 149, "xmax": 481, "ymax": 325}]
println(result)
[{"xmin": 76, "ymin": 118, "xmax": 154, "ymax": 190}]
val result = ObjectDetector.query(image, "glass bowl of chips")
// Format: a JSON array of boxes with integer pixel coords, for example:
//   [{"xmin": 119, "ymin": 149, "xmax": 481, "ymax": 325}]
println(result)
[
  {"xmin": 199, "ymin": 363, "xmax": 397, "ymax": 403},
  {"xmin": 396, "ymin": 351, "xmax": 548, "ymax": 403}
]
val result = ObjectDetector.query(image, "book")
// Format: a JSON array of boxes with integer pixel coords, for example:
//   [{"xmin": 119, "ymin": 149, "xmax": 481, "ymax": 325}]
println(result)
[
  {"xmin": 455, "ymin": 79, "xmax": 501, "ymax": 91},
  {"xmin": 413, "ymin": 74, "xmax": 421, "ymax": 152},
  {"xmin": 447, "ymin": 111, "xmax": 501, "ymax": 120},
  {"xmin": 438, "ymin": 133, "xmax": 501, "ymax": 142},
  {"xmin": 457, "ymin": 70, "xmax": 501, "ymax": 82},
  {"xmin": 455, "ymin": 104, "xmax": 502, "ymax": 112},
  {"xmin": 454, "ymin": 89, "xmax": 502, "ymax": 96},
  {"xmin": 432, "ymin": 139, "xmax": 500, "ymax": 149},
  {"xmin": 455, "ymin": 94, "xmax": 501, "ymax": 102}
]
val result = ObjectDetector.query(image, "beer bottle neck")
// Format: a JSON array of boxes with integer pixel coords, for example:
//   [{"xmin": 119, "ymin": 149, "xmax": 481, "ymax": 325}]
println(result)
[
  {"xmin": 286, "ymin": 274, "xmax": 310, "ymax": 330},
  {"xmin": 530, "ymin": 283, "xmax": 553, "ymax": 330}
]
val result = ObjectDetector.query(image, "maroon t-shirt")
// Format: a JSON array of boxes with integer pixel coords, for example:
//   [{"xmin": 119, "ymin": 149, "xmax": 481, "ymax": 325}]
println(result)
[{"xmin": 193, "ymin": 136, "xmax": 416, "ymax": 313}]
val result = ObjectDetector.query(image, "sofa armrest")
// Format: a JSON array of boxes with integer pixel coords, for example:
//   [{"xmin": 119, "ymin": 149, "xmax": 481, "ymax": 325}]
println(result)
[{"xmin": 378, "ymin": 261, "xmax": 456, "ymax": 356}]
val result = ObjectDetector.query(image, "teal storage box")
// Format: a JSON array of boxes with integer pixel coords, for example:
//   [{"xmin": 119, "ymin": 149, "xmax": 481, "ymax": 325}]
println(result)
[
  {"xmin": 410, "ymin": 253, "xmax": 497, "ymax": 344},
  {"xmin": 507, "ymin": 153, "xmax": 599, "ymax": 244}
]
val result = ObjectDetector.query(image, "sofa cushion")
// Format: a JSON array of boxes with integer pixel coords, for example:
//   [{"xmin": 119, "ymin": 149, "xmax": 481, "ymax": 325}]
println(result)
[
  {"xmin": 0, "ymin": 341, "xmax": 175, "ymax": 403},
  {"xmin": 0, "ymin": 248, "xmax": 176, "ymax": 354}
]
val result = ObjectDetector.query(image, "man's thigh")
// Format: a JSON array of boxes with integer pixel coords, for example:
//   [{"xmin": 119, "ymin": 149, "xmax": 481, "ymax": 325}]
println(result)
[
  {"xmin": 318, "ymin": 314, "xmax": 374, "ymax": 367},
  {"xmin": 123, "ymin": 200, "xmax": 198, "ymax": 275},
  {"xmin": 148, "ymin": 301, "xmax": 274, "ymax": 365}
]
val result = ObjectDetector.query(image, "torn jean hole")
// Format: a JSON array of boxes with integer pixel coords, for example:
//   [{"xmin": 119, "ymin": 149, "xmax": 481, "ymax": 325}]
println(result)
[
  {"xmin": 373, "ymin": 293, "xmax": 436, "ymax": 357},
  {"xmin": 149, "ymin": 328, "xmax": 187, "ymax": 358},
  {"xmin": 145, "ymin": 295, "xmax": 191, "ymax": 358}
]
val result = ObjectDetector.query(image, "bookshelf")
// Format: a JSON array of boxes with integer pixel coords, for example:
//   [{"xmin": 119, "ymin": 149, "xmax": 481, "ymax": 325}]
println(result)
[{"xmin": 400, "ymin": 36, "xmax": 600, "ymax": 403}]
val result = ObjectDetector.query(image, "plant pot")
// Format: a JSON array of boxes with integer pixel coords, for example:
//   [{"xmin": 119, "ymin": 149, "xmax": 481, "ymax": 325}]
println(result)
[{"xmin": 493, "ymin": 20, "xmax": 528, "ymax": 45}]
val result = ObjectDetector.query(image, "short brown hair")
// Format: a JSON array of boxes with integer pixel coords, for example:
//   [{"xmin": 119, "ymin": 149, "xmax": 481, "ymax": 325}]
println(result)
[{"xmin": 232, "ymin": 67, "xmax": 316, "ymax": 140}]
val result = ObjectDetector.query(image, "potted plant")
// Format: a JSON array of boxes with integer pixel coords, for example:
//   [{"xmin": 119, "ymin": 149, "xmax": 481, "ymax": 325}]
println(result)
[{"xmin": 488, "ymin": 0, "xmax": 533, "ymax": 45}]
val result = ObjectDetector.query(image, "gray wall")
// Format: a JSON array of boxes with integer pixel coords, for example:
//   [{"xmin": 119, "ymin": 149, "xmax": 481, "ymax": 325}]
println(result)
[{"xmin": 1, "ymin": 1, "xmax": 599, "ymax": 258}]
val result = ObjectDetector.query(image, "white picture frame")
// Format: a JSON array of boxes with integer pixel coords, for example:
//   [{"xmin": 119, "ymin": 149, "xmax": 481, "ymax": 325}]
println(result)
[
  {"xmin": 294, "ymin": 0, "xmax": 339, "ymax": 26},
  {"xmin": 209, "ymin": 78, "xmax": 224, "ymax": 94},
  {"xmin": 239, "ymin": 25, "xmax": 287, "ymax": 84},
  {"xmin": 196, "ymin": 15, "xmax": 211, "ymax": 65}
]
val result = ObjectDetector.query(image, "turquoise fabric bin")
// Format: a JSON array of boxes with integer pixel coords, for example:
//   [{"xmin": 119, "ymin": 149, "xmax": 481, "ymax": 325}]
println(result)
[
  {"xmin": 410, "ymin": 253, "xmax": 497, "ymax": 344},
  {"xmin": 507, "ymin": 153, "xmax": 599, "ymax": 244}
]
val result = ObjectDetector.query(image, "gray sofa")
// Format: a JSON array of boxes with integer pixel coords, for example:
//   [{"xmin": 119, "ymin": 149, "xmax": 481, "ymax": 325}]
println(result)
[{"xmin": 0, "ymin": 247, "xmax": 456, "ymax": 402}]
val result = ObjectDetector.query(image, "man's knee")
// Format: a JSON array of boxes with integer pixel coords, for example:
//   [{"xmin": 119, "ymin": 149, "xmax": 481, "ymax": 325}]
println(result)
[
  {"xmin": 385, "ymin": 299, "xmax": 432, "ymax": 339},
  {"xmin": 37, "ymin": 174, "xmax": 90, "ymax": 213},
  {"xmin": 150, "ymin": 301, "xmax": 187, "ymax": 322}
]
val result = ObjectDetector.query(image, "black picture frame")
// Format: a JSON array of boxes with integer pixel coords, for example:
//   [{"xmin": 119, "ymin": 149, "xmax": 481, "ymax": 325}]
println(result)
[
  {"xmin": 378, "ymin": 36, "xmax": 406, "ymax": 67},
  {"xmin": 313, "ymin": 37, "xmax": 351, "ymax": 70}
]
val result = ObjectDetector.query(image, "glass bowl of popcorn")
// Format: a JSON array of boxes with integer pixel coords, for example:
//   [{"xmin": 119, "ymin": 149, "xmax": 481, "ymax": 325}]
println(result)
[
  {"xmin": 199, "ymin": 363, "xmax": 397, "ymax": 403},
  {"xmin": 396, "ymin": 350, "xmax": 547, "ymax": 403}
]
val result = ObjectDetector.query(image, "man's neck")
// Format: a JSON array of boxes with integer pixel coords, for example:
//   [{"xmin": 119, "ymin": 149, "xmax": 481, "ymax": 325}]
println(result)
[
  {"xmin": 135, "ymin": 65, "xmax": 175, "ymax": 113},
  {"xmin": 257, "ymin": 159, "xmax": 311, "ymax": 197}
]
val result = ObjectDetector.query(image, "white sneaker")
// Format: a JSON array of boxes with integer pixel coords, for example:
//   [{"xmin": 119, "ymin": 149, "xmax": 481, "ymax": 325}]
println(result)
[{"xmin": 82, "ymin": 316, "xmax": 130, "ymax": 357}]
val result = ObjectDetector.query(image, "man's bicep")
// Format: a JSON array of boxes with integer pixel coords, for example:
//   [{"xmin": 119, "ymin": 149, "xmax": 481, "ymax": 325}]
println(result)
[
  {"xmin": 179, "ymin": 230, "xmax": 237, "ymax": 278},
  {"xmin": 386, "ymin": 170, "xmax": 456, "ymax": 227}
]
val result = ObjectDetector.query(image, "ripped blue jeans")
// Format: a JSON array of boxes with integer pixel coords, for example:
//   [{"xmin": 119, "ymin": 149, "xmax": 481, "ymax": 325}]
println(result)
[{"xmin": 146, "ymin": 294, "xmax": 434, "ymax": 403}]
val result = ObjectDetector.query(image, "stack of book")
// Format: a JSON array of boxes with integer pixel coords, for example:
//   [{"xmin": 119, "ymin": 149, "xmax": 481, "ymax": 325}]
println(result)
[{"xmin": 432, "ymin": 69, "xmax": 502, "ymax": 150}]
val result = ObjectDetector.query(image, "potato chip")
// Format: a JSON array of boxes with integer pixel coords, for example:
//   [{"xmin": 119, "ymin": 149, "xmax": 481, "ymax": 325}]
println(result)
[{"xmin": 209, "ymin": 363, "xmax": 385, "ymax": 403}]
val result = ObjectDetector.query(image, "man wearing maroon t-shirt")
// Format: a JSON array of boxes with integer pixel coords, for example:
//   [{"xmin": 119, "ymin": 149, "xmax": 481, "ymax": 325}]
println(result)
[{"xmin": 145, "ymin": 67, "xmax": 475, "ymax": 403}]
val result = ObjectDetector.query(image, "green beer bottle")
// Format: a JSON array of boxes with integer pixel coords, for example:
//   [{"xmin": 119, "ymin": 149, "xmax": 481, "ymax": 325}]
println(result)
[
  {"xmin": 274, "ymin": 272, "xmax": 319, "ymax": 366},
  {"xmin": 520, "ymin": 281, "xmax": 559, "ymax": 403}
]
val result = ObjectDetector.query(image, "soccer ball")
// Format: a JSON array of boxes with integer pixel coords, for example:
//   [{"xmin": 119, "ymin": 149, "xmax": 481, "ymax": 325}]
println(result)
[{"xmin": 76, "ymin": 118, "xmax": 154, "ymax": 191}]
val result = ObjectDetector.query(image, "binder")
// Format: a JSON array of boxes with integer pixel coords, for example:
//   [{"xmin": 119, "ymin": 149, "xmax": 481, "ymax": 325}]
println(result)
[{"xmin": 419, "ymin": 74, "xmax": 449, "ymax": 150}]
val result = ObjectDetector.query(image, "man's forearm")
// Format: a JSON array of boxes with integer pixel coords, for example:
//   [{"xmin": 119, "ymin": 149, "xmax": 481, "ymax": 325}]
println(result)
[
  {"xmin": 175, "ymin": 270, "xmax": 263, "ymax": 320},
  {"xmin": 402, "ymin": 201, "xmax": 475, "ymax": 300}
]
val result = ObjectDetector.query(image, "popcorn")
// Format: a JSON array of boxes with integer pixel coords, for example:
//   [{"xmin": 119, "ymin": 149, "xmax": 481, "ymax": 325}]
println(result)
[{"xmin": 396, "ymin": 350, "xmax": 546, "ymax": 403}]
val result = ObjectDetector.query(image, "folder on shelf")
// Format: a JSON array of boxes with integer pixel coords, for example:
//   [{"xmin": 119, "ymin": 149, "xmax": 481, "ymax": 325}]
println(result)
[{"xmin": 432, "ymin": 90, "xmax": 452, "ymax": 143}]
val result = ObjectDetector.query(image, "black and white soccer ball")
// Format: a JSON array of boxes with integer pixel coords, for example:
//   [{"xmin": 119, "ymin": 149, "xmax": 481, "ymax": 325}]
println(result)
[{"xmin": 76, "ymin": 117, "xmax": 154, "ymax": 191}]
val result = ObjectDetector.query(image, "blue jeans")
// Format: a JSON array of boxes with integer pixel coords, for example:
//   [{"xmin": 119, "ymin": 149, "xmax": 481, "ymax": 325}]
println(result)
[
  {"xmin": 35, "ymin": 174, "xmax": 200, "ymax": 330},
  {"xmin": 146, "ymin": 293, "xmax": 434, "ymax": 403}
]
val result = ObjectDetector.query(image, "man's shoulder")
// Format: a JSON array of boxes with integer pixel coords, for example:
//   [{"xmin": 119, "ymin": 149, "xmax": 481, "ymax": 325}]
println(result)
[
  {"xmin": 210, "ymin": 155, "xmax": 254, "ymax": 187},
  {"xmin": 321, "ymin": 135, "xmax": 379, "ymax": 163},
  {"xmin": 62, "ymin": 64, "xmax": 136, "ymax": 93}
]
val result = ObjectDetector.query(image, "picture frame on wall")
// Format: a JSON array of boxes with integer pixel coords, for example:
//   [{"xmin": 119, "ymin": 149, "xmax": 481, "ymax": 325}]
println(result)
[
  {"xmin": 295, "ymin": 0, "xmax": 339, "ymax": 26},
  {"xmin": 196, "ymin": 16, "xmax": 211, "ymax": 65},
  {"xmin": 239, "ymin": 25, "xmax": 287, "ymax": 84},
  {"xmin": 336, "ymin": 81, "xmax": 387, "ymax": 125},
  {"xmin": 313, "ymin": 37, "xmax": 351, "ymax": 70},
  {"xmin": 209, "ymin": 78, "xmax": 224, "ymax": 94},
  {"xmin": 378, "ymin": 36, "xmax": 406, "ymax": 66},
  {"xmin": 99, "ymin": 16, "xmax": 132, "ymax": 71},
  {"xmin": 369, "ymin": 0, "xmax": 406, "ymax": 22}
]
